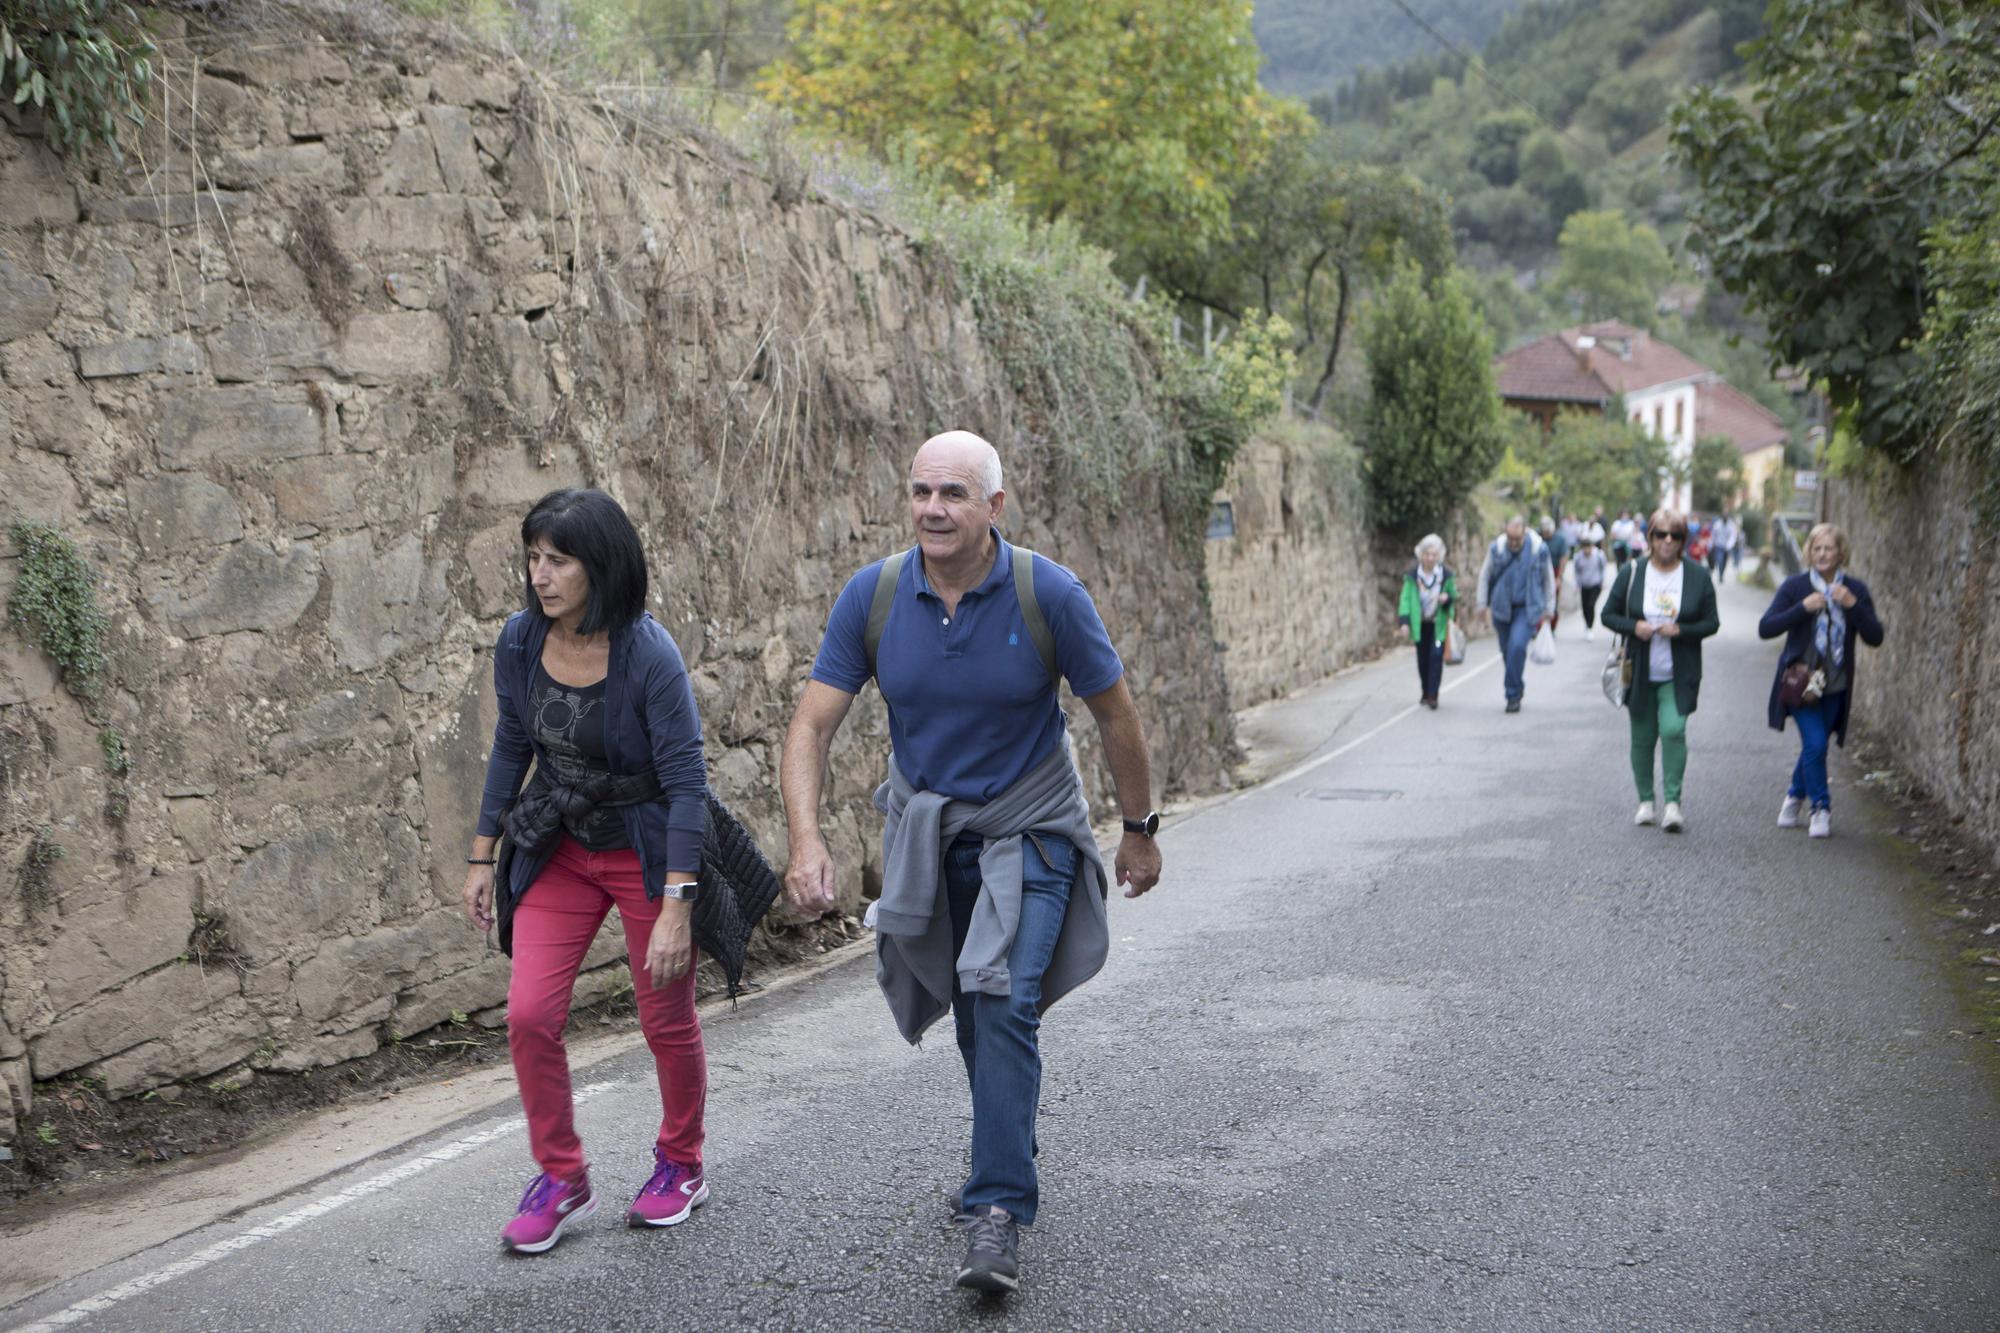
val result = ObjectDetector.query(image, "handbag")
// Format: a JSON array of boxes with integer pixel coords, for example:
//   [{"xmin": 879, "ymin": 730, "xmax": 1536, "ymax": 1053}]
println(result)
[
  {"xmin": 1778, "ymin": 609, "xmax": 1831, "ymax": 709},
  {"xmin": 1600, "ymin": 566, "xmax": 1642, "ymax": 707}
]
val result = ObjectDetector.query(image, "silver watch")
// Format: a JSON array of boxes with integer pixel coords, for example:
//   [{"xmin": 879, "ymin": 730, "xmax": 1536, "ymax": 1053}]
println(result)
[{"xmin": 658, "ymin": 880, "xmax": 699, "ymax": 902}]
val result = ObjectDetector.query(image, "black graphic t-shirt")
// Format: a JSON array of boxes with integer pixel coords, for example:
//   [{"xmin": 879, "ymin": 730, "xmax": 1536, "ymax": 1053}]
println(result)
[{"xmin": 529, "ymin": 659, "xmax": 630, "ymax": 851}]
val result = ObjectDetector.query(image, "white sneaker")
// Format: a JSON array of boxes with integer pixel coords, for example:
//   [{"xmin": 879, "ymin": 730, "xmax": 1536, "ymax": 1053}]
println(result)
[
  {"xmin": 1634, "ymin": 801, "xmax": 1655, "ymax": 826},
  {"xmin": 1808, "ymin": 808, "xmax": 1831, "ymax": 838},
  {"xmin": 1777, "ymin": 795, "xmax": 1804, "ymax": 829},
  {"xmin": 1662, "ymin": 801, "xmax": 1684, "ymax": 833},
  {"xmin": 1585, "ymin": 627, "xmax": 1597, "ymax": 642}
]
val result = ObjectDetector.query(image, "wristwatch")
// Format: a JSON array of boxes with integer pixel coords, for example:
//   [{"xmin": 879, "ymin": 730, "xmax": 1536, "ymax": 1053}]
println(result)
[
  {"xmin": 1121, "ymin": 811, "xmax": 1160, "ymax": 837},
  {"xmin": 658, "ymin": 879, "xmax": 700, "ymax": 902}
]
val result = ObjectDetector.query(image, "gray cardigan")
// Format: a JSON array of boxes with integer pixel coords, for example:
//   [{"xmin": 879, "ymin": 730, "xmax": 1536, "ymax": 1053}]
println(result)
[{"xmin": 869, "ymin": 740, "xmax": 1109, "ymax": 1044}]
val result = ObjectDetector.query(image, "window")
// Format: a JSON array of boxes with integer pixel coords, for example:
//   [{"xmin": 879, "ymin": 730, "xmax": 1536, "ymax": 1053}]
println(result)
[{"xmin": 1674, "ymin": 399, "xmax": 1684, "ymax": 438}]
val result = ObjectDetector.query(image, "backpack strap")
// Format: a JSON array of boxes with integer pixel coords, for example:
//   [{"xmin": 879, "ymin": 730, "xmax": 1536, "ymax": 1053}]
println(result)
[
  {"xmin": 864, "ymin": 544, "xmax": 1059, "ymax": 684},
  {"xmin": 1010, "ymin": 547, "xmax": 1058, "ymax": 682},
  {"xmin": 863, "ymin": 548, "xmax": 908, "ymax": 679}
]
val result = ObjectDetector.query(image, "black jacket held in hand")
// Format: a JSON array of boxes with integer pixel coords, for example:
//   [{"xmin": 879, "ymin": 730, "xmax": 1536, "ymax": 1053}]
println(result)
[
  {"xmin": 1600, "ymin": 558, "xmax": 1721, "ymax": 717},
  {"xmin": 1758, "ymin": 571, "xmax": 1885, "ymax": 747}
]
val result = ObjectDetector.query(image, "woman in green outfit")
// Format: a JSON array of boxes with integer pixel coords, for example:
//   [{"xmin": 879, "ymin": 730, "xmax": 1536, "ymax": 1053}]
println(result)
[
  {"xmin": 1600, "ymin": 508, "xmax": 1720, "ymax": 832},
  {"xmin": 1397, "ymin": 533, "xmax": 1456, "ymax": 709}
]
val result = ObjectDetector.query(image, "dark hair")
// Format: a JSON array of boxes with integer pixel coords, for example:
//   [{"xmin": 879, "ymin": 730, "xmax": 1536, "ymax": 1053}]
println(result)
[{"xmin": 520, "ymin": 489, "xmax": 648, "ymax": 634}]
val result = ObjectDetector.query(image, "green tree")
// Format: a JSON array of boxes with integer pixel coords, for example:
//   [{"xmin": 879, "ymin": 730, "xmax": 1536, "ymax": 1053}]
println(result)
[
  {"xmin": 1172, "ymin": 115, "xmax": 1452, "ymax": 411},
  {"xmin": 1548, "ymin": 209, "xmax": 1674, "ymax": 326},
  {"xmin": 1688, "ymin": 435, "xmax": 1743, "ymax": 512},
  {"xmin": 760, "ymin": 1, "xmax": 1278, "ymax": 269},
  {"xmin": 1669, "ymin": 0, "xmax": 2000, "ymax": 457},
  {"xmin": 1516, "ymin": 128, "xmax": 1567, "ymax": 193},
  {"xmin": 1358, "ymin": 266, "xmax": 1504, "ymax": 529},
  {"xmin": 1505, "ymin": 409, "xmax": 1673, "ymax": 519},
  {"xmin": 1469, "ymin": 108, "xmax": 1538, "ymax": 186}
]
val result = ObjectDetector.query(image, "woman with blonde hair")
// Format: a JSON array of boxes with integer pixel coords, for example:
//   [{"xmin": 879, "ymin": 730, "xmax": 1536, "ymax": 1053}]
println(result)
[
  {"xmin": 1757, "ymin": 522, "xmax": 1885, "ymax": 838},
  {"xmin": 1397, "ymin": 533, "xmax": 1455, "ymax": 710}
]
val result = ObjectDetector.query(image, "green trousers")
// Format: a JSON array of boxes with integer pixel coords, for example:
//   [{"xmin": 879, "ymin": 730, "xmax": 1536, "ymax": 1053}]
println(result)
[{"xmin": 1629, "ymin": 680, "xmax": 1687, "ymax": 804}]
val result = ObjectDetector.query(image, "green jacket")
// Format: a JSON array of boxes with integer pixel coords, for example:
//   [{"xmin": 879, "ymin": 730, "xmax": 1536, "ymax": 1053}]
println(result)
[
  {"xmin": 1600, "ymin": 558, "xmax": 1720, "ymax": 716},
  {"xmin": 1397, "ymin": 565, "xmax": 1457, "ymax": 643}
]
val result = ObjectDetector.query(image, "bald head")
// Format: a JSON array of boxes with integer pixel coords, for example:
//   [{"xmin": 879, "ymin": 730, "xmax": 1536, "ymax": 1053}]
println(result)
[
  {"xmin": 914, "ymin": 431, "xmax": 1003, "ymax": 500},
  {"xmin": 1505, "ymin": 515, "xmax": 1525, "ymax": 550}
]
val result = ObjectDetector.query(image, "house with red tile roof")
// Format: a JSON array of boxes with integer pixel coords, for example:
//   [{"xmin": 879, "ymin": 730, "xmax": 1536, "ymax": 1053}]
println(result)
[{"xmin": 1493, "ymin": 319, "xmax": 1792, "ymax": 512}]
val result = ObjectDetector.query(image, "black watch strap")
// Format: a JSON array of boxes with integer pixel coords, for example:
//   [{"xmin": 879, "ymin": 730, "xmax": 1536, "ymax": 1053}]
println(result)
[{"xmin": 1122, "ymin": 811, "xmax": 1160, "ymax": 837}]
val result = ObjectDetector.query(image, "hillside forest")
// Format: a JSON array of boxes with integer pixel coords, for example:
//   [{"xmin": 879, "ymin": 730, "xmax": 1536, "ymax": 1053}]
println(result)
[{"xmin": 7, "ymin": 0, "xmax": 1990, "ymax": 538}]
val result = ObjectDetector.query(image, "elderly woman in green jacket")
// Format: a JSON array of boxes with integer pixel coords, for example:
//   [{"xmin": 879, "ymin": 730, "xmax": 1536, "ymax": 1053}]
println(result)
[
  {"xmin": 1600, "ymin": 508, "xmax": 1720, "ymax": 832},
  {"xmin": 1398, "ymin": 533, "xmax": 1456, "ymax": 710}
]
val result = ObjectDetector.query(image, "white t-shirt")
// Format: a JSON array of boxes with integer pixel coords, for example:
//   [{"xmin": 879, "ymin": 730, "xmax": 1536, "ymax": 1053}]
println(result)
[
  {"xmin": 1611, "ymin": 518, "xmax": 1637, "ymax": 548},
  {"xmin": 1643, "ymin": 561, "xmax": 1685, "ymax": 680}
]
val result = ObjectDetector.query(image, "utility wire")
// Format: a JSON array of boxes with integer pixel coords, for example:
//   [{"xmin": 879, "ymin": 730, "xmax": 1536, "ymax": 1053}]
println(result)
[{"xmin": 1380, "ymin": 0, "xmax": 1612, "ymax": 166}]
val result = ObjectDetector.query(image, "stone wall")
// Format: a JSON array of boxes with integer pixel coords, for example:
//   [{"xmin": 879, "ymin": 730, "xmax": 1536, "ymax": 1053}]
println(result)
[
  {"xmin": 1825, "ymin": 456, "xmax": 2000, "ymax": 865},
  {"xmin": 0, "ymin": 5, "xmax": 1239, "ymax": 1138},
  {"xmin": 1205, "ymin": 422, "xmax": 1383, "ymax": 710}
]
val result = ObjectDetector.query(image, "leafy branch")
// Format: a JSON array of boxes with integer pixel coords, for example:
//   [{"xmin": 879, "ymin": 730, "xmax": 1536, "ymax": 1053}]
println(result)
[{"xmin": 1, "ymin": 0, "xmax": 155, "ymax": 157}]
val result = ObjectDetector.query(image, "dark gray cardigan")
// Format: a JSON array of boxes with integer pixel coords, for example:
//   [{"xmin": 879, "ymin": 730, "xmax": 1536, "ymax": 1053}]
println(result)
[{"xmin": 477, "ymin": 610, "xmax": 709, "ymax": 927}]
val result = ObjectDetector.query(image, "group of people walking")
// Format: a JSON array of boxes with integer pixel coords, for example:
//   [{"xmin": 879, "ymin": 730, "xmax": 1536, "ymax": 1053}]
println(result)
[
  {"xmin": 462, "ymin": 442, "xmax": 1881, "ymax": 1303},
  {"xmin": 462, "ymin": 431, "xmax": 1159, "ymax": 1296},
  {"xmin": 1399, "ymin": 509, "xmax": 1883, "ymax": 838}
]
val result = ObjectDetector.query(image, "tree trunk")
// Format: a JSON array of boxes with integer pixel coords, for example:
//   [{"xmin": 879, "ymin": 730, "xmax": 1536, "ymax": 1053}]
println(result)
[{"xmin": 1309, "ymin": 265, "xmax": 1351, "ymax": 412}]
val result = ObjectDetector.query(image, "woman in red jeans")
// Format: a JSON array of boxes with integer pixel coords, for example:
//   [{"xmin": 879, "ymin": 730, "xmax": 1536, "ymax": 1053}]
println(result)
[{"xmin": 461, "ymin": 488, "xmax": 711, "ymax": 1254}]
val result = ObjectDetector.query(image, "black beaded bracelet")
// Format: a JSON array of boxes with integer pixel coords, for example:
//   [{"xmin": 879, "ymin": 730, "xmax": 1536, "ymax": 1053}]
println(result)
[{"xmin": 466, "ymin": 857, "xmax": 497, "ymax": 865}]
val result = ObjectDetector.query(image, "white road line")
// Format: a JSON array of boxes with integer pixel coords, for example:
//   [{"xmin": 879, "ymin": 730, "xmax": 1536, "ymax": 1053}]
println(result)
[
  {"xmin": 1233, "ymin": 648, "xmax": 1503, "ymax": 802},
  {"xmin": 12, "ymin": 1080, "xmax": 623, "ymax": 1331}
]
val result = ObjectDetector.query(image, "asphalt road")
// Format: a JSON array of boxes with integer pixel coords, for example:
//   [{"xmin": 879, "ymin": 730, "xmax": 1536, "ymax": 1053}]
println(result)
[{"xmin": 7, "ymin": 574, "xmax": 1999, "ymax": 1331}]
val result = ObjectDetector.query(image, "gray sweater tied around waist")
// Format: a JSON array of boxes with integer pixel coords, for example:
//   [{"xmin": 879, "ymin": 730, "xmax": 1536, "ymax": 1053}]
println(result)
[{"xmin": 869, "ymin": 738, "xmax": 1110, "ymax": 1045}]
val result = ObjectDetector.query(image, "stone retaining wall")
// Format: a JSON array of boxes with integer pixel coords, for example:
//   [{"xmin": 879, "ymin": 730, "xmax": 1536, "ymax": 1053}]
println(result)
[
  {"xmin": 0, "ymin": 6, "xmax": 1246, "ymax": 1139},
  {"xmin": 1825, "ymin": 457, "xmax": 2000, "ymax": 865},
  {"xmin": 1205, "ymin": 422, "xmax": 1384, "ymax": 711}
]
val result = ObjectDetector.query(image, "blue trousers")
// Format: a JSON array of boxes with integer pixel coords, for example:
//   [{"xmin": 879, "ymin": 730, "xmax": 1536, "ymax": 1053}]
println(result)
[
  {"xmin": 1788, "ymin": 691, "xmax": 1845, "ymax": 811},
  {"xmin": 1414, "ymin": 619, "xmax": 1443, "ymax": 699},
  {"xmin": 1492, "ymin": 614, "xmax": 1534, "ymax": 703},
  {"xmin": 944, "ymin": 832, "xmax": 1077, "ymax": 1225}
]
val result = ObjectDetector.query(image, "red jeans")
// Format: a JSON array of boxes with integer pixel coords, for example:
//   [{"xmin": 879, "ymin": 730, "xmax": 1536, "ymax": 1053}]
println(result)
[{"xmin": 507, "ymin": 835, "xmax": 705, "ymax": 1180}]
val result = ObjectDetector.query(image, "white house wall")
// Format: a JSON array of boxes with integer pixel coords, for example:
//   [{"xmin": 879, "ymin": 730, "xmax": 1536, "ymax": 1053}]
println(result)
[{"xmin": 1625, "ymin": 379, "xmax": 1704, "ymax": 511}]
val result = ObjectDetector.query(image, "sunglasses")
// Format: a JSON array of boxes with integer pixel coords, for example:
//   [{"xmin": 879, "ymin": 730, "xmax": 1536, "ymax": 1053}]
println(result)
[{"xmin": 1654, "ymin": 529, "xmax": 1688, "ymax": 542}]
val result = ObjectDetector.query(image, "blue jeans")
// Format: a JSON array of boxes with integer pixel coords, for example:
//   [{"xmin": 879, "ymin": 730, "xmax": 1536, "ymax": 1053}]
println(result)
[
  {"xmin": 1788, "ymin": 691, "xmax": 1845, "ymax": 811},
  {"xmin": 1492, "ymin": 614, "xmax": 1534, "ymax": 703},
  {"xmin": 944, "ymin": 831, "xmax": 1077, "ymax": 1225}
]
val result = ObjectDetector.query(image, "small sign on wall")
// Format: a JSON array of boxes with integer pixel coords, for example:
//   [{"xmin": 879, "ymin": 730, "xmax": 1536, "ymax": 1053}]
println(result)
[{"xmin": 1206, "ymin": 500, "xmax": 1236, "ymax": 541}]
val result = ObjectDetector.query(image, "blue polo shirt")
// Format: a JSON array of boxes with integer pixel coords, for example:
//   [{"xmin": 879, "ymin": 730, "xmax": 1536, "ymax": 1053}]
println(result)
[{"xmin": 811, "ymin": 534, "xmax": 1124, "ymax": 801}]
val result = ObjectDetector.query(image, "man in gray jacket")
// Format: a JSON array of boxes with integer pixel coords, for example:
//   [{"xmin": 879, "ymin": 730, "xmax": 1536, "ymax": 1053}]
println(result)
[
  {"xmin": 780, "ymin": 430, "xmax": 1163, "ymax": 1296},
  {"xmin": 1476, "ymin": 515, "xmax": 1557, "ymax": 713}
]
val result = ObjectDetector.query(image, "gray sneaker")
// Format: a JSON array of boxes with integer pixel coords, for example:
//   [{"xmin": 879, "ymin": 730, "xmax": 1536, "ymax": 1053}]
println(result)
[{"xmin": 954, "ymin": 1205, "xmax": 1020, "ymax": 1293}]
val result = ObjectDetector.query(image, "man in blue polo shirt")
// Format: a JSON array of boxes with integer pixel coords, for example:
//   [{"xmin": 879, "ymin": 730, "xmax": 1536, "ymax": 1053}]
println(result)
[{"xmin": 780, "ymin": 429, "xmax": 1163, "ymax": 1297}]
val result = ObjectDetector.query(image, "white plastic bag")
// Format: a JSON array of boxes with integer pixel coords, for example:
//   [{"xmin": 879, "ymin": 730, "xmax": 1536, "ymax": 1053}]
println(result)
[{"xmin": 1529, "ymin": 623, "xmax": 1557, "ymax": 666}]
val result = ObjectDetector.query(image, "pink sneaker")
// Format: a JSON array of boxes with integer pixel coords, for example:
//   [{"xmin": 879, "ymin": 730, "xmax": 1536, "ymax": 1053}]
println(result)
[
  {"xmin": 500, "ymin": 1170, "xmax": 596, "ymax": 1254},
  {"xmin": 627, "ymin": 1148, "xmax": 708, "ymax": 1227}
]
